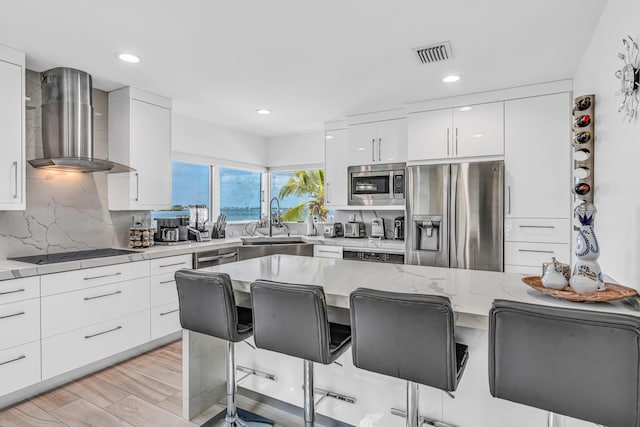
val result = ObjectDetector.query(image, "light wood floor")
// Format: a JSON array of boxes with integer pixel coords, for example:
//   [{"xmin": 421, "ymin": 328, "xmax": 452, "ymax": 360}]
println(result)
[{"xmin": 0, "ymin": 340, "xmax": 309, "ymax": 427}]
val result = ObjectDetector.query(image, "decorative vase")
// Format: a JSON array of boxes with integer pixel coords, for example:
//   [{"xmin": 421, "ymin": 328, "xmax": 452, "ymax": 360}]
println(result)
[{"xmin": 570, "ymin": 203, "xmax": 604, "ymax": 294}]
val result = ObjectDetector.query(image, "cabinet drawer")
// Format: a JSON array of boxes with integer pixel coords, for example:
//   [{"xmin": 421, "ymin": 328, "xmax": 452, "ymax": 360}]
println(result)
[
  {"xmin": 151, "ymin": 302, "xmax": 181, "ymax": 340},
  {"xmin": 505, "ymin": 265, "xmax": 541, "ymax": 275},
  {"xmin": 0, "ymin": 299, "xmax": 40, "ymax": 350},
  {"xmin": 149, "ymin": 254, "xmax": 192, "ymax": 276},
  {"xmin": 41, "ymin": 261, "xmax": 148, "ymax": 296},
  {"xmin": 150, "ymin": 272, "xmax": 178, "ymax": 308},
  {"xmin": 41, "ymin": 277, "xmax": 150, "ymax": 338},
  {"xmin": 314, "ymin": 245, "xmax": 344, "ymax": 259},
  {"xmin": 0, "ymin": 276, "xmax": 39, "ymax": 305},
  {"xmin": 0, "ymin": 341, "xmax": 41, "ymax": 397},
  {"xmin": 505, "ymin": 218, "xmax": 570, "ymax": 244},
  {"xmin": 42, "ymin": 310, "xmax": 150, "ymax": 380},
  {"xmin": 505, "ymin": 242, "xmax": 570, "ymax": 267}
]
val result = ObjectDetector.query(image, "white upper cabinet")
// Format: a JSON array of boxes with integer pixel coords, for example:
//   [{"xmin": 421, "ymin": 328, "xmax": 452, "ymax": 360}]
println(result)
[
  {"xmin": 108, "ymin": 87, "xmax": 172, "ymax": 211},
  {"xmin": 325, "ymin": 129, "xmax": 348, "ymax": 207},
  {"xmin": 408, "ymin": 101, "xmax": 504, "ymax": 161},
  {"xmin": 0, "ymin": 46, "xmax": 25, "ymax": 210},
  {"xmin": 504, "ymin": 93, "xmax": 571, "ymax": 218},
  {"xmin": 347, "ymin": 119, "xmax": 406, "ymax": 166}
]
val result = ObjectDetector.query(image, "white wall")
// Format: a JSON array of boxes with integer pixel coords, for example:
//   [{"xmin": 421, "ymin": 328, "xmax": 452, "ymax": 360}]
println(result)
[
  {"xmin": 172, "ymin": 113, "xmax": 267, "ymax": 168},
  {"xmin": 573, "ymin": 0, "xmax": 640, "ymax": 286},
  {"xmin": 266, "ymin": 131, "xmax": 324, "ymax": 170}
]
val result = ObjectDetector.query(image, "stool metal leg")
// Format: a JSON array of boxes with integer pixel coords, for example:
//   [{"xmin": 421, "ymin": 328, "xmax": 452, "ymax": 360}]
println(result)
[
  {"xmin": 406, "ymin": 382, "xmax": 419, "ymax": 427},
  {"xmin": 548, "ymin": 413, "xmax": 565, "ymax": 427},
  {"xmin": 304, "ymin": 360, "xmax": 315, "ymax": 426},
  {"xmin": 226, "ymin": 341, "xmax": 238, "ymax": 425}
]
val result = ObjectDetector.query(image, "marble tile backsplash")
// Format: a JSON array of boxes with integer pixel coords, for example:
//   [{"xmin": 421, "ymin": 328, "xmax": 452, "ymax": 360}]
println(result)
[{"xmin": 0, "ymin": 70, "xmax": 147, "ymax": 259}]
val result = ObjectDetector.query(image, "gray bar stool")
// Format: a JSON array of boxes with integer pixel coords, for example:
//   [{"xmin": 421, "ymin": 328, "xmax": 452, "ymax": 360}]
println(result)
[
  {"xmin": 349, "ymin": 288, "xmax": 468, "ymax": 427},
  {"xmin": 175, "ymin": 269, "xmax": 273, "ymax": 427},
  {"xmin": 489, "ymin": 299, "xmax": 640, "ymax": 427},
  {"xmin": 250, "ymin": 280, "xmax": 352, "ymax": 426}
]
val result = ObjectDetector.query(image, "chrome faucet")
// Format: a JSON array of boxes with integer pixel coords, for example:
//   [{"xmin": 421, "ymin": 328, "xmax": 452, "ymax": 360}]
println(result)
[{"xmin": 269, "ymin": 197, "xmax": 281, "ymax": 237}]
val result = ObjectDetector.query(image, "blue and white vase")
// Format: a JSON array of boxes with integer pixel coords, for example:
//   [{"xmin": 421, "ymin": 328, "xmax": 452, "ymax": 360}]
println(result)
[{"xmin": 570, "ymin": 203, "xmax": 604, "ymax": 294}]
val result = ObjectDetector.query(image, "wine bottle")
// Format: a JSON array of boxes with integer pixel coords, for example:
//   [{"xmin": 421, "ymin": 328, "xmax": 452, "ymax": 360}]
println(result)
[
  {"xmin": 574, "ymin": 115, "xmax": 591, "ymax": 128},
  {"xmin": 573, "ymin": 131, "xmax": 591, "ymax": 144},
  {"xmin": 574, "ymin": 183, "xmax": 591, "ymax": 196},
  {"xmin": 573, "ymin": 97, "xmax": 592, "ymax": 112}
]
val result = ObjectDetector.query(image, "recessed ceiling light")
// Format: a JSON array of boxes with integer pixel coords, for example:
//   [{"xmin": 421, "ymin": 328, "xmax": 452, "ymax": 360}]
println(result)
[
  {"xmin": 357, "ymin": 147, "xmax": 365, "ymax": 151},
  {"xmin": 117, "ymin": 53, "xmax": 141, "ymax": 64},
  {"xmin": 256, "ymin": 109, "xmax": 271, "ymax": 115},
  {"xmin": 325, "ymin": 135, "xmax": 334, "ymax": 139},
  {"xmin": 473, "ymin": 134, "xmax": 484, "ymax": 138},
  {"xmin": 459, "ymin": 106, "xmax": 472, "ymax": 112},
  {"xmin": 442, "ymin": 74, "xmax": 461, "ymax": 83}
]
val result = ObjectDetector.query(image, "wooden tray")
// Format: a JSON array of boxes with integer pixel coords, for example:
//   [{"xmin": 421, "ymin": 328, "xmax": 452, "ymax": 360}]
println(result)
[{"xmin": 522, "ymin": 276, "xmax": 638, "ymax": 303}]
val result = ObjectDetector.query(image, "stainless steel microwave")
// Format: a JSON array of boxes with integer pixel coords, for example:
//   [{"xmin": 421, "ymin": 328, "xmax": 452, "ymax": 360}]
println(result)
[{"xmin": 348, "ymin": 163, "xmax": 405, "ymax": 206}]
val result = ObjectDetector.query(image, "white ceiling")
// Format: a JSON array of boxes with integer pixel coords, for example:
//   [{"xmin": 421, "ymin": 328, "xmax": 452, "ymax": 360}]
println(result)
[{"xmin": 0, "ymin": 0, "xmax": 606, "ymax": 137}]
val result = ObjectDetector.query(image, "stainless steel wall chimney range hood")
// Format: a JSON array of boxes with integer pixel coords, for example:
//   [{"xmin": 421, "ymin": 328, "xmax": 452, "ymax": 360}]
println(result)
[{"xmin": 28, "ymin": 67, "xmax": 134, "ymax": 173}]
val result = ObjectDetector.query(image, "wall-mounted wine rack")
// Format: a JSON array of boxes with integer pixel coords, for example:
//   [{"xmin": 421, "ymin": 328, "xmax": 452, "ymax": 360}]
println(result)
[{"xmin": 572, "ymin": 94, "xmax": 595, "ymax": 204}]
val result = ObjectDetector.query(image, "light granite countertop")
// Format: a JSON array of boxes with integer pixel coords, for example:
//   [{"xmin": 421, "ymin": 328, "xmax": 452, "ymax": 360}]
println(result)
[
  {"xmin": 0, "ymin": 235, "xmax": 405, "ymax": 281},
  {"xmin": 203, "ymin": 254, "xmax": 640, "ymax": 330}
]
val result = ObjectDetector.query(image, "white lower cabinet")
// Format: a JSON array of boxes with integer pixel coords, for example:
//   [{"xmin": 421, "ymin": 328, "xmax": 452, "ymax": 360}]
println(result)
[
  {"xmin": 41, "ymin": 277, "xmax": 150, "ymax": 338},
  {"xmin": 151, "ymin": 302, "xmax": 181, "ymax": 340},
  {"xmin": 0, "ymin": 341, "xmax": 41, "ymax": 396},
  {"xmin": 313, "ymin": 245, "xmax": 344, "ymax": 259},
  {"xmin": 42, "ymin": 310, "xmax": 150, "ymax": 379},
  {"xmin": 0, "ymin": 299, "xmax": 40, "ymax": 350},
  {"xmin": 505, "ymin": 242, "xmax": 570, "ymax": 268},
  {"xmin": 150, "ymin": 272, "xmax": 178, "ymax": 308}
]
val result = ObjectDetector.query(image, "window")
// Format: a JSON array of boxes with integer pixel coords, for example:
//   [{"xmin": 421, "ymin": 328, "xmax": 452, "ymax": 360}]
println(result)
[
  {"xmin": 219, "ymin": 167, "xmax": 262, "ymax": 222},
  {"xmin": 271, "ymin": 169, "xmax": 328, "ymax": 222},
  {"xmin": 152, "ymin": 161, "xmax": 210, "ymax": 220}
]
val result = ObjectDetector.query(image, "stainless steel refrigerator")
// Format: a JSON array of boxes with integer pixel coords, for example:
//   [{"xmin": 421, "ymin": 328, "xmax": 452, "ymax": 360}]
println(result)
[{"xmin": 406, "ymin": 161, "xmax": 504, "ymax": 272}]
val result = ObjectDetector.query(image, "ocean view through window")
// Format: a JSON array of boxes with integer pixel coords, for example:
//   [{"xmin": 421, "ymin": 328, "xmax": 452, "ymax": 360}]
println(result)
[
  {"xmin": 219, "ymin": 167, "xmax": 262, "ymax": 221},
  {"xmin": 152, "ymin": 161, "xmax": 210, "ymax": 220}
]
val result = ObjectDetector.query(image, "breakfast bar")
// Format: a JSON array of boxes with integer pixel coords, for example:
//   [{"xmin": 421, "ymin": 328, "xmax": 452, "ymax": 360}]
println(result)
[{"xmin": 183, "ymin": 255, "xmax": 639, "ymax": 427}]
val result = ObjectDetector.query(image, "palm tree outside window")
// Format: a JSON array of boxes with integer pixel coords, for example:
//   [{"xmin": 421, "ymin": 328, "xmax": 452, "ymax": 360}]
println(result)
[{"xmin": 271, "ymin": 170, "xmax": 331, "ymax": 222}]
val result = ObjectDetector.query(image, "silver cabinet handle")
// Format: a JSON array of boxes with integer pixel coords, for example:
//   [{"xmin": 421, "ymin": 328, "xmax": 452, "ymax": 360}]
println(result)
[
  {"xmin": 0, "ymin": 355, "xmax": 25, "ymax": 366},
  {"xmin": 455, "ymin": 128, "xmax": 459, "ymax": 156},
  {"xmin": 507, "ymin": 186, "xmax": 511, "ymax": 215},
  {"xmin": 84, "ymin": 325, "xmax": 122, "ymax": 339},
  {"xmin": 84, "ymin": 290, "xmax": 122, "ymax": 301},
  {"xmin": 518, "ymin": 249, "xmax": 554, "ymax": 254},
  {"xmin": 159, "ymin": 279, "xmax": 176, "ymax": 284},
  {"xmin": 317, "ymin": 250, "xmax": 340, "ymax": 254},
  {"xmin": 159, "ymin": 261, "xmax": 187, "ymax": 268},
  {"xmin": 160, "ymin": 309, "xmax": 179, "ymax": 316},
  {"xmin": 83, "ymin": 272, "xmax": 122, "ymax": 281},
  {"xmin": 519, "ymin": 225, "xmax": 556, "ymax": 229},
  {"xmin": 197, "ymin": 252, "xmax": 237, "ymax": 263},
  {"xmin": 378, "ymin": 138, "xmax": 382, "ymax": 162},
  {"xmin": 0, "ymin": 288, "xmax": 25, "ymax": 296},
  {"xmin": 135, "ymin": 173, "xmax": 140, "ymax": 202},
  {"xmin": 446, "ymin": 128, "xmax": 450, "ymax": 156},
  {"xmin": 0, "ymin": 311, "xmax": 25, "ymax": 320},
  {"xmin": 12, "ymin": 161, "xmax": 18, "ymax": 199},
  {"xmin": 326, "ymin": 182, "xmax": 330, "ymax": 204},
  {"xmin": 371, "ymin": 139, "xmax": 375, "ymax": 163}
]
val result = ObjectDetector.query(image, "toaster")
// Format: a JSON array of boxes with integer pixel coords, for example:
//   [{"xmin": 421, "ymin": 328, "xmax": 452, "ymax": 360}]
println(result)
[
  {"xmin": 344, "ymin": 222, "xmax": 366, "ymax": 238},
  {"xmin": 323, "ymin": 223, "xmax": 344, "ymax": 238}
]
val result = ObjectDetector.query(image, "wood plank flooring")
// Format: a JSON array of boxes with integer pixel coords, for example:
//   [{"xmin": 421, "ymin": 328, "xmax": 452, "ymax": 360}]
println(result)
[{"xmin": 0, "ymin": 340, "xmax": 310, "ymax": 427}]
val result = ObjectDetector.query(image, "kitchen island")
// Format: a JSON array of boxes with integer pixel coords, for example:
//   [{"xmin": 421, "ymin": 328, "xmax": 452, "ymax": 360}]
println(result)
[{"xmin": 185, "ymin": 255, "xmax": 638, "ymax": 427}]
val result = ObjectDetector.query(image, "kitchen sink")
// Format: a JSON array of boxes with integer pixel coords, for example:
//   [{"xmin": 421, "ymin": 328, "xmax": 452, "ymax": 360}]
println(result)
[{"xmin": 240, "ymin": 236, "xmax": 305, "ymax": 245}]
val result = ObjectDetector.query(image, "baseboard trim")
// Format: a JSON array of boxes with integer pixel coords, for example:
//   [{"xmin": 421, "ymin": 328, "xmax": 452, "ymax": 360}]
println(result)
[{"xmin": 238, "ymin": 386, "xmax": 355, "ymax": 427}]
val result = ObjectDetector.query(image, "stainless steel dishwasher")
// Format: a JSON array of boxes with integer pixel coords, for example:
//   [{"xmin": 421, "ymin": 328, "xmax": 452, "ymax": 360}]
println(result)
[{"xmin": 192, "ymin": 246, "xmax": 239, "ymax": 269}]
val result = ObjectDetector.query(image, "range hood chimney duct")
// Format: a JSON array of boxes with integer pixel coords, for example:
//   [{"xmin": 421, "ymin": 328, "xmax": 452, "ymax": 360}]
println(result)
[{"xmin": 29, "ymin": 67, "xmax": 133, "ymax": 173}]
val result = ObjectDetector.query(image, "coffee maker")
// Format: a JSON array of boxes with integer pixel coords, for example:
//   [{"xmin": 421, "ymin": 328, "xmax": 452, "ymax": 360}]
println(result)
[
  {"xmin": 394, "ymin": 216, "xmax": 405, "ymax": 240},
  {"xmin": 155, "ymin": 217, "xmax": 189, "ymax": 245},
  {"xmin": 188, "ymin": 204, "xmax": 211, "ymax": 242}
]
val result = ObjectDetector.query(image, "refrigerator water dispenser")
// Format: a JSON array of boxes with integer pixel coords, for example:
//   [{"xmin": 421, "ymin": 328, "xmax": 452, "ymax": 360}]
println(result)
[{"xmin": 414, "ymin": 215, "xmax": 441, "ymax": 251}]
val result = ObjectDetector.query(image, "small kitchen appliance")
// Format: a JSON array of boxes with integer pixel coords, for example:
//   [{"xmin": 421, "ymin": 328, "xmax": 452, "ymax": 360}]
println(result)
[
  {"xmin": 393, "ymin": 216, "xmax": 405, "ymax": 241},
  {"xmin": 155, "ymin": 217, "xmax": 190, "ymax": 245},
  {"xmin": 188, "ymin": 204, "xmax": 211, "ymax": 241},
  {"xmin": 344, "ymin": 222, "xmax": 366, "ymax": 238},
  {"xmin": 323, "ymin": 223, "xmax": 344, "ymax": 238},
  {"xmin": 348, "ymin": 163, "xmax": 405, "ymax": 206},
  {"xmin": 371, "ymin": 217, "xmax": 385, "ymax": 239}
]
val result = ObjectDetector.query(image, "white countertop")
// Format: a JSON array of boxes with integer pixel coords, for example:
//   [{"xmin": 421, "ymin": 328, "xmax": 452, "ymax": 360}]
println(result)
[
  {"xmin": 204, "ymin": 254, "xmax": 640, "ymax": 329},
  {"xmin": 0, "ymin": 235, "xmax": 405, "ymax": 280}
]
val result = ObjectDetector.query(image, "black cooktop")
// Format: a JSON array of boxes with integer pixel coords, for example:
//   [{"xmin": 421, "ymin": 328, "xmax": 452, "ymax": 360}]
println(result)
[{"xmin": 8, "ymin": 248, "xmax": 139, "ymax": 265}]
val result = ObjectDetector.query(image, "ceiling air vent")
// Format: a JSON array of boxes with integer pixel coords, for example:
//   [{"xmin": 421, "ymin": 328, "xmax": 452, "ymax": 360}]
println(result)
[{"xmin": 413, "ymin": 41, "xmax": 453, "ymax": 64}]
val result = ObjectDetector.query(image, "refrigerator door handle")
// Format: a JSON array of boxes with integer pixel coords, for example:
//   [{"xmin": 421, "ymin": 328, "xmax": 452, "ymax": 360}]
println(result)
[{"xmin": 449, "ymin": 164, "xmax": 458, "ymax": 268}]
